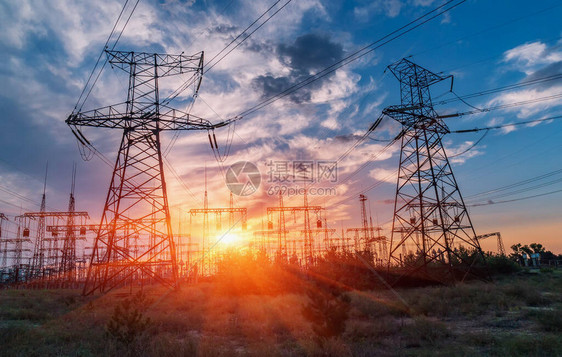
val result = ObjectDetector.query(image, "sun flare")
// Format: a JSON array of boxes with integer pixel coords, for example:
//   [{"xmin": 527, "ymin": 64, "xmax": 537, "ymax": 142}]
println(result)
[{"xmin": 220, "ymin": 232, "xmax": 244, "ymax": 246}]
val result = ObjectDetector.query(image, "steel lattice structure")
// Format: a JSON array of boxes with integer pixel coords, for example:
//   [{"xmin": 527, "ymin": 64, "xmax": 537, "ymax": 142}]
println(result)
[
  {"xmin": 266, "ymin": 190, "xmax": 324, "ymax": 266},
  {"xmin": 384, "ymin": 58, "xmax": 485, "ymax": 283},
  {"xmin": 67, "ymin": 50, "xmax": 229, "ymax": 295}
]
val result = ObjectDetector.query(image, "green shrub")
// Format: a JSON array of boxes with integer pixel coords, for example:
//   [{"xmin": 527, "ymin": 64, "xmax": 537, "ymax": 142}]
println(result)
[
  {"xmin": 486, "ymin": 255, "xmax": 521, "ymax": 275},
  {"xmin": 105, "ymin": 291, "xmax": 152, "ymax": 349},
  {"xmin": 302, "ymin": 284, "xmax": 350, "ymax": 345}
]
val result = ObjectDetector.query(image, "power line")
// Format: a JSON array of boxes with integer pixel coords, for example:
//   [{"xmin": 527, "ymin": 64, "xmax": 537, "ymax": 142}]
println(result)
[
  {"xmin": 451, "ymin": 114, "xmax": 562, "ymax": 133},
  {"xmin": 411, "ymin": 2, "xmax": 562, "ymax": 59},
  {"xmin": 448, "ymin": 130, "xmax": 489, "ymax": 158},
  {"xmin": 73, "ymin": 0, "xmax": 140, "ymax": 113},
  {"xmin": 435, "ymin": 73, "xmax": 562, "ymax": 107},
  {"xmin": 237, "ymin": 0, "xmax": 467, "ymax": 118},
  {"xmin": 164, "ymin": 0, "xmax": 293, "ymax": 106},
  {"xmin": 438, "ymin": 93, "xmax": 562, "ymax": 118},
  {"xmin": 466, "ymin": 168, "xmax": 562, "ymax": 199},
  {"xmin": 204, "ymin": 0, "xmax": 292, "ymax": 73},
  {"xmin": 469, "ymin": 188, "xmax": 562, "ymax": 207}
]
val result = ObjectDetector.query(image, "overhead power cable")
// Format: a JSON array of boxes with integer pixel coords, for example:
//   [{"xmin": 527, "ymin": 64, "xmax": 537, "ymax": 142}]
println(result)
[
  {"xmin": 435, "ymin": 73, "xmax": 562, "ymax": 107},
  {"xmin": 448, "ymin": 130, "xmax": 489, "ymax": 158},
  {"xmin": 236, "ymin": 0, "xmax": 467, "ymax": 118},
  {"xmin": 465, "ymin": 168, "xmax": 562, "ymax": 199},
  {"xmin": 469, "ymin": 188, "xmax": 562, "ymax": 207},
  {"xmin": 438, "ymin": 93, "xmax": 562, "ymax": 118},
  {"xmin": 411, "ymin": 2, "xmax": 562, "ymax": 59},
  {"xmin": 73, "ymin": 0, "xmax": 140, "ymax": 114},
  {"xmin": 204, "ymin": 0, "xmax": 293, "ymax": 73},
  {"xmin": 451, "ymin": 114, "xmax": 562, "ymax": 133},
  {"xmin": 164, "ymin": 0, "xmax": 294, "ymax": 107},
  {"xmin": 468, "ymin": 177, "xmax": 562, "ymax": 202}
]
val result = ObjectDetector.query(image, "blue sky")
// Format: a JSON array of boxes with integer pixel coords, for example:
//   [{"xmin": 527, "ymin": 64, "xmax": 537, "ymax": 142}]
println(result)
[{"xmin": 0, "ymin": 0, "xmax": 561, "ymax": 253}]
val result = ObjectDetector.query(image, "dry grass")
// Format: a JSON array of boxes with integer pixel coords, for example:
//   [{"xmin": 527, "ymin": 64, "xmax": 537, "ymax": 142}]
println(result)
[{"xmin": 0, "ymin": 269, "xmax": 560, "ymax": 356}]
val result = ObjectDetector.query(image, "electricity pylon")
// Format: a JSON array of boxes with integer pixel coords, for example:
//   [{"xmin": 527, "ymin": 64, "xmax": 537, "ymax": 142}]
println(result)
[
  {"xmin": 67, "ymin": 50, "xmax": 231, "ymax": 295},
  {"xmin": 59, "ymin": 164, "xmax": 78, "ymax": 282},
  {"xmin": 384, "ymin": 58, "xmax": 485, "ymax": 284},
  {"xmin": 29, "ymin": 176, "xmax": 47, "ymax": 280}
]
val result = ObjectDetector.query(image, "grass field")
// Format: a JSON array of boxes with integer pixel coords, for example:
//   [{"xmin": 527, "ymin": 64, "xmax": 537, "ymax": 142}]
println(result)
[{"xmin": 0, "ymin": 269, "xmax": 561, "ymax": 357}]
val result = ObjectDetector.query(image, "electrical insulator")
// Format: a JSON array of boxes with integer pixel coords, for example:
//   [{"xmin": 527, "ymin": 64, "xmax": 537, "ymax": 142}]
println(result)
[
  {"xmin": 80, "ymin": 227, "xmax": 87, "ymax": 236},
  {"xmin": 410, "ymin": 217, "xmax": 415, "ymax": 224},
  {"xmin": 432, "ymin": 219, "xmax": 438, "ymax": 225},
  {"xmin": 23, "ymin": 228, "xmax": 30, "ymax": 237},
  {"xmin": 316, "ymin": 220, "xmax": 322, "ymax": 228},
  {"xmin": 267, "ymin": 221, "xmax": 273, "ymax": 230}
]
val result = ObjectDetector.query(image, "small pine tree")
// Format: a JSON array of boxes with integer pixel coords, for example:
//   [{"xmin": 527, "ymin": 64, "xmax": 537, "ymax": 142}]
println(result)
[
  {"xmin": 106, "ymin": 291, "xmax": 152, "ymax": 348},
  {"xmin": 302, "ymin": 283, "xmax": 350, "ymax": 346}
]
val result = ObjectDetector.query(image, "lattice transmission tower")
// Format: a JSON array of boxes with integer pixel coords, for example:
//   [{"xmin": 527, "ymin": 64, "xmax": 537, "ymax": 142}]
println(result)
[
  {"xmin": 384, "ymin": 58, "xmax": 485, "ymax": 283},
  {"xmin": 67, "ymin": 50, "xmax": 228, "ymax": 295}
]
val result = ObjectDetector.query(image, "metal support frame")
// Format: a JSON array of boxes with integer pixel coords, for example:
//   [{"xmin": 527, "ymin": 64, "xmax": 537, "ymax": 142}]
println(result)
[
  {"xmin": 66, "ymin": 49, "xmax": 218, "ymax": 295},
  {"xmin": 384, "ymin": 58, "xmax": 485, "ymax": 284}
]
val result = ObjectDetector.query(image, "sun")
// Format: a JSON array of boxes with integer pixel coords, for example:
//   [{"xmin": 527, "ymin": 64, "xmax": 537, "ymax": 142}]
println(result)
[{"xmin": 220, "ymin": 232, "xmax": 244, "ymax": 246}]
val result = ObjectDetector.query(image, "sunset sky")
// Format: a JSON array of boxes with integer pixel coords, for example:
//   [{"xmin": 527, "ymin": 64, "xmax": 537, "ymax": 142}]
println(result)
[{"xmin": 1, "ymin": 0, "xmax": 561, "ymax": 254}]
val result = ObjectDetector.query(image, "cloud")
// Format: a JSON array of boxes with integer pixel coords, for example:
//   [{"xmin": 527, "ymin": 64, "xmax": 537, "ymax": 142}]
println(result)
[
  {"xmin": 252, "ymin": 33, "xmax": 344, "ymax": 103},
  {"xmin": 524, "ymin": 61, "xmax": 562, "ymax": 87},
  {"xmin": 488, "ymin": 86, "xmax": 562, "ymax": 119},
  {"xmin": 354, "ymin": 0, "xmax": 403, "ymax": 20},
  {"xmin": 0, "ymin": 0, "xmax": 386, "ymax": 231},
  {"xmin": 368, "ymin": 167, "xmax": 396, "ymax": 184},
  {"xmin": 491, "ymin": 41, "xmax": 562, "ymax": 118},
  {"xmin": 503, "ymin": 41, "xmax": 562, "ymax": 74},
  {"xmin": 445, "ymin": 140, "xmax": 485, "ymax": 164}
]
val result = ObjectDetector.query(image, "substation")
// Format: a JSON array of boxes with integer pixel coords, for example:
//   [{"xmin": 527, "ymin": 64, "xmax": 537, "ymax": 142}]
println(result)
[{"xmin": 0, "ymin": 49, "xmax": 505, "ymax": 294}]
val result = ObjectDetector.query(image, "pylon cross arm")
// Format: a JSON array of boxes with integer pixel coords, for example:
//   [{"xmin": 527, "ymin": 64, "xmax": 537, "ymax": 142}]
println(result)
[
  {"xmin": 66, "ymin": 103, "xmax": 217, "ymax": 131},
  {"xmin": 106, "ymin": 50, "xmax": 204, "ymax": 77}
]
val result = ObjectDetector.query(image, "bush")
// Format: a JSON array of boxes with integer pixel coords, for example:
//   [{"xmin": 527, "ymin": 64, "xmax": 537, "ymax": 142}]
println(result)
[
  {"xmin": 486, "ymin": 255, "xmax": 521, "ymax": 275},
  {"xmin": 302, "ymin": 283, "xmax": 350, "ymax": 345},
  {"xmin": 105, "ymin": 291, "xmax": 152, "ymax": 349}
]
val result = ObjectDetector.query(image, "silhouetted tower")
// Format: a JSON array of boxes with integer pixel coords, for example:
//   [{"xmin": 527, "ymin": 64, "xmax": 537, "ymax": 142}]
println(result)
[
  {"xmin": 303, "ymin": 189, "xmax": 312, "ymax": 265},
  {"xmin": 60, "ymin": 164, "xmax": 77, "ymax": 281},
  {"xmin": 189, "ymin": 188, "xmax": 247, "ymax": 275},
  {"xmin": 0, "ymin": 214, "xmax": 7, "ymax": 267},
  {"xmin": 66, "ymin": 50, "xmax": 225, "ymax": 295},
  {"xmin": 229, "ymin": 192, "xmax": 234, "ymax": 228},
  {"xmin": 203, "ymin": 172, "xmax": 210, "ymax": 275},
  {"xmin": 359, "ymin": 194, "xmax": 370, "ymax": 243},
  {"xmin": 14, "ymin": 217, "xmax": 28, "ymax": 268},
  {"xmin": 384, "ymin": 58, "xmax": 484, "ymax": 283},
  {"xmin": 29, "ymin": 168, "xmax": 47, "ymax": 279},
  {"xmin": 278, "ymin": 191, "xmax": 287, "ymax": 255}
]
